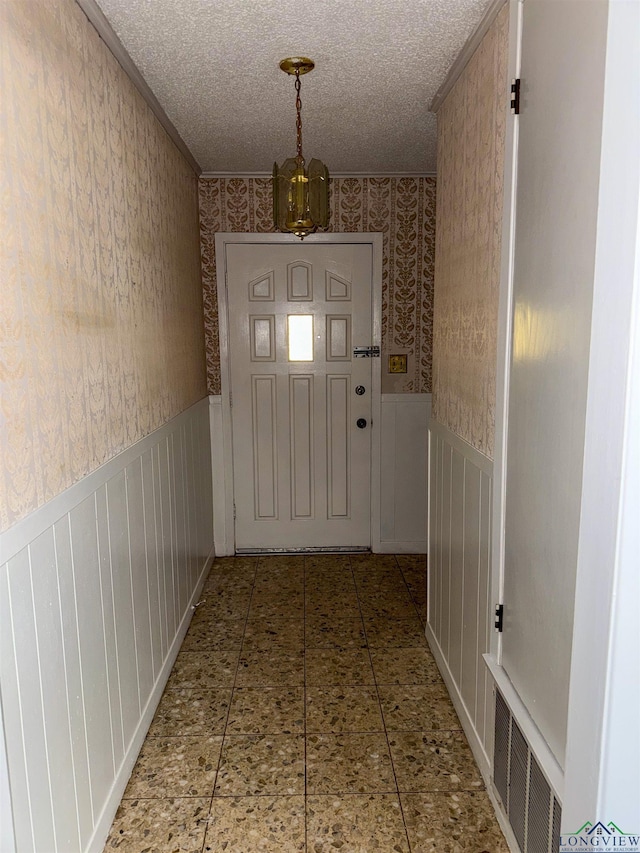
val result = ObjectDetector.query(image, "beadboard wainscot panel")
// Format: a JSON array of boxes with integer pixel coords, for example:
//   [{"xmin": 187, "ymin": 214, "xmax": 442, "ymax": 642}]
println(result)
[
  {"xmin": 379, "ymin": 394, "xmax": 431, "ymax": 553},
  {"xmin": 427, "ymin": 419, "xmax": 494, "ymax": 776},
  {"xmin": 0, "ymin": 398, "xmax": 214, "ymax": 853}
]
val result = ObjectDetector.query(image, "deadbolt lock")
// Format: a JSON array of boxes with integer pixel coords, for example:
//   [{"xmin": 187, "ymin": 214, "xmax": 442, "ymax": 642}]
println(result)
[{"xmin": 355, "ymin": 385, "xmax": 366, "ymax": 396}]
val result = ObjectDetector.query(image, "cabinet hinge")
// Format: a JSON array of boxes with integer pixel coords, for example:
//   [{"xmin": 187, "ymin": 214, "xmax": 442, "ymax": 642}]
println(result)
[
  {"xmin": 510, "ymin": 78, "xmax": 521, "ymax": 115},
  {"xmin": 494, "ymin": 603, "xmax": 504, "ymax": 633}
]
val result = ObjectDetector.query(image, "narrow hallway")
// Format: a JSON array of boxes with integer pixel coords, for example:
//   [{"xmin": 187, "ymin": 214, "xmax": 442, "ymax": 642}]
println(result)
[{"xmin": 104, "ymin": 554, "xmax": 508, "ymax": 852}]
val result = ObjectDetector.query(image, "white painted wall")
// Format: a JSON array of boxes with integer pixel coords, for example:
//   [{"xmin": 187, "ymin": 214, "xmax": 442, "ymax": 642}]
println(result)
[
  {"xmin": 501, "ymin": 0, "xmax": 609, "ymax": 768},
  {"xmin": 379, "ymin": 394, "xmax": 431, "ymax": 554},
  {"xmin": 562, "ymin": 0, "xmax": 640, "ymax": 832},
  {"xmin": 427, "ymin": 421, "xmax": 494, "ymax": 774},
  {"xmin": 0, "ymin": 398, "xmax": 214, "ymax": 853}
]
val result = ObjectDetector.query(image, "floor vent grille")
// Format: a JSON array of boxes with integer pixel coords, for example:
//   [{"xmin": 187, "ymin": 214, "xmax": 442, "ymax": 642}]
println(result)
[{"xmin": 493, "ymin": 688, "xmax": 561, "ymax": 853}]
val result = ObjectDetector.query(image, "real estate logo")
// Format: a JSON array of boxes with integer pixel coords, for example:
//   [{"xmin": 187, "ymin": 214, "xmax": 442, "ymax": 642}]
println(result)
[{"xmin": 560, "ymin": 821, "xmax": 640, "ymax": 851}]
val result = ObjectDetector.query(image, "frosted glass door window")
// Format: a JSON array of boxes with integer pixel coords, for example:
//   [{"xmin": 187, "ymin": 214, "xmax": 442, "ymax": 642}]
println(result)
[{"xmin": 288, "ymin": 315, "xmax": 314, "ymax": 361}]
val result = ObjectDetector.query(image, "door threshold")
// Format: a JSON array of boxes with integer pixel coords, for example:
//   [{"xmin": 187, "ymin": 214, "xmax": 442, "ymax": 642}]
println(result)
[{"xmin": 235, "ymin": 546, "xmax": 371, "ymax": 555}]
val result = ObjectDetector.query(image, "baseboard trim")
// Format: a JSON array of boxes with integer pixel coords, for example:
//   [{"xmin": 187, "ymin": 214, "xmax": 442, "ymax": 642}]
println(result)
[
  {"xmin": 86, "ymin": 545, "xmax": 215, "ymax": 853},
  {"xmin": 426, "ymin": 622, "xmax": 521, "ymax": 853},
  {"xmin": 425, "ymin": 622, "xmax": 490, "ymax": 777}
]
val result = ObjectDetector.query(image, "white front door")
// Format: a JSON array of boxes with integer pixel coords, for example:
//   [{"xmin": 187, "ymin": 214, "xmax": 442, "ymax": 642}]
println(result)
[{"xmin": 225, "ymin": 242, "xmax": 375, "ymax": 551}]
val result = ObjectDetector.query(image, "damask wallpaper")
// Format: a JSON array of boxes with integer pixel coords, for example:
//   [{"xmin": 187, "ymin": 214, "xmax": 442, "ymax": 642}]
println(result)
[
  {"xmin": 199, "ymin": 176, "xmax": 436, "ymax": 395},
  {"xmin": 431, "ymin": 2, "xmax": 509, "ymax": 459},
  {"xmin": 0, "ymin": 0, "xmax": 207, "ymax": 531}
]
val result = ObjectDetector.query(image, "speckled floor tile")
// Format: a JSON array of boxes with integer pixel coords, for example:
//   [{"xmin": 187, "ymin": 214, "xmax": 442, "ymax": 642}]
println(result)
[
  {"xmin": 304, "ymin": 590, "xmax": 361, "ymax": 618},
  {"xmin": 248, "ymin": 592, "xmax": 304, "ymax": 619},
  {"xmin": 103, "ymin": 797, "xmax": 210, "ymax": 852},
  {"xmin": 388, "ymin": 731, "xmax": 483, "ymax": 792},
  {"xmin": 396, "ymin": 555, "xmax": 427, "ymax": 571},
  {"xmin": 123, "ymin": 736, "xmax": 222, "ymax": 798},
  {"xmin": 256, "ymin": 555, "xmax": 305, "ymax": 573},
  {"xmin": 181, "ymin": 619, "xmax": 245, "ymax": 652},
  {"xmin": 370, "ymin": 647, "xmax": 443, "ymax": 684},
  {"xmin": 306, "ymin": 793, "xmax": 410, "ymax": 852},
  {"xmin": 209, "ymin": 556, "xmax": 258, "ymax": 574},
  {"xmin": 214, "ymin": 734, "xmax": 305, "ymax": 796},
  {"xmin": 350, "ymin": 554, "xmax": 398, "ymax": 571},
  {"xmin": 252, "ymin": 582, "xmax": 304, "ymax": 601},
  {"xmin": 105, "ymin": 556, "xmax": 495, "ymax": 853},
  {"xmin": 148, "ymin": 688, "xmax": 231, "ymax": 737},
  {"xmin": 379, "ymin": 684, "xmax": 462, "ymax": 731},
  {"xmin": 192, "ymin": 593, "xmax": 252, "ymax": 622},
  {"xmin": 358, "ymin": 569, "xmax": 406, "ymax": 583},
  {"xmin": 305, "ymin": 553, "xmax": 352, "ymax": 571},
  {"xmin": 235, "ymin": 649, "xmax": 305, "ymax": 687},
  {"xmin": 358, "ymin": 587, "xmax": 414, "ymax": 604},
  {"xmin": 415, "ymin": 600, "xmax": 428, "ymax": 623},
  {"xmin": 363, "ymin": 617, "xmax": 428, "ymax": 647},
  {"xmin": 226, "ymin": 687, "xmax": 304, "ymax": 734},
  {"xmin": 254, "ymin": 570, "xmax": 304, "ymax": 586},
  {"xmin": 242, "ymin": 618, "xmax": 304, "ymax": 651},
  {"xmin": 204, "ymin": 796, "xmax": 306, "ymax": 852},
  {"xmin": 305, "ymin": 570, "xmax": 356, "ymax": 588},
  {"xmin": 165, "ymin": 651, "xmax": 239, "ymax": 690},
  {"xmin": 305, "ymin": 648, "xmax": 374, "ymax": 685},
  {"xmin": 401, "ymin": 791, "xmax": 510, "ymax": 852},
  {"xmin": 360, "ymin": 597, "xmax": 418, "ymax": 620},
  {"xmin": 306, "ymin": 732, "xmax": 395, "ymax": 794},
  {"xmin": 202, "ymin": 573, "xmax": 254, "ymax": 594},
  {"xmin": 306, "ymin": 686, "xmax": 384, "ymax": 733},
  {"xmin": 305, "ymin": 617, "xmax": 366, "ymax": 648},
  {"xmin": 401, "ymin": 565, "xmax": 427, "ymax": 592}
]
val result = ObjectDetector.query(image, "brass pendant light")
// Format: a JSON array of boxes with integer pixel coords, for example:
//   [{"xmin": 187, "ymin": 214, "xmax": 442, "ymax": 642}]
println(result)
[{"xmin": 273, "ymin": 57, "xmax": 329, "ymax": 239}]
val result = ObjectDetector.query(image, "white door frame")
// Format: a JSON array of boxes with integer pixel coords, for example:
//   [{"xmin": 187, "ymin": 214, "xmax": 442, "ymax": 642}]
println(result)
[{"xmin": 214, "ymin": 232, "xmax": 383, "ymax": 556}]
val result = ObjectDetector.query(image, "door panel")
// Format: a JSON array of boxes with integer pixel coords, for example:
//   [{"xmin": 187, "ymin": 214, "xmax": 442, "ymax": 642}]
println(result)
[{"xmin": 226, "ymin": 243, "xmax": 373, "ymax": 550}]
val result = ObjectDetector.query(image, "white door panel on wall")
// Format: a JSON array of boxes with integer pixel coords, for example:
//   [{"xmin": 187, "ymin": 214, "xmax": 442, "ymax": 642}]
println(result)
[
  {"xmin": 501, "ymin": 0, "xmax": 608, "ymax": 768},
  {"xmin": 225, "ymin": 243, "xmax": 374, "ymax": 550}
]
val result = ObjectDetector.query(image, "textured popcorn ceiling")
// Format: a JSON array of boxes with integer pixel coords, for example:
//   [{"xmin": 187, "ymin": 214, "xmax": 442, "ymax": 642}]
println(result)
[{"xmin": 93, "ymin": 0, "xmax": 493, "ymax": 174}]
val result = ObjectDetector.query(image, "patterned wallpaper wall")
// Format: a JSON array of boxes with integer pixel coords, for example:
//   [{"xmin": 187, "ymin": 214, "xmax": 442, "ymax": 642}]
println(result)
[
  {"xmin": 199, "ymin": 176, "xmax": 436, "ymax": 395},
  {"xmin": 431, "ymin": 2, "xmax": 509, "ymax": 459},
  {"xmin": 0, "ymin": 0, "xmax": 207, "ymax": 531}
]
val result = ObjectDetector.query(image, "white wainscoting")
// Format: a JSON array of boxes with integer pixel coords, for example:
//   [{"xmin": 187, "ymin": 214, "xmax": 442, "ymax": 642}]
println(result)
[
  {"xmin": 0, "ymin": 397, "xmax": 214, "ymax": 853},
  {"xmin": 427, "ymin": 419, "xmax": 495, "ymax": 774},
  {"xmin": 379, "ymin": 394, "xmax": 431, "ymax": 553}
]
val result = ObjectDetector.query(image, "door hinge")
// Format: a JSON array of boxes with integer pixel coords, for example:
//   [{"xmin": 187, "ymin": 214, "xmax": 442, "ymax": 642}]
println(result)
[
  {"xmin": 510, "ymin": 78, "xmax": 521, "ymax": 115},
  {"xmin": 229, "ymin": 391, "xmax": 232, "ymax": 407},
  {"xmin": 494, "ymin": 603, "xmax": 504, "ymax": 633},
  {"xmin": 233, "ymin": 502, "xmax": 236, "ymax": 520}
]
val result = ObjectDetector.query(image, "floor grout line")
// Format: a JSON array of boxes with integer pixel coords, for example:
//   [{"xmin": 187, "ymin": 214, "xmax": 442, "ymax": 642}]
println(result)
[
  {"xmin": 208, "ymin": 555, "xmax": 259, "ymax": 815},
  {"xmin": 353, "ymin": 553, "xmax": 414, "ymax": 852}
]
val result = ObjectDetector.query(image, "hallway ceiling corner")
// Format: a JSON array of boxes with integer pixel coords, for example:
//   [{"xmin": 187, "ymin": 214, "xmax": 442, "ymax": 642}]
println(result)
[{"xmin": 91, "ymin": 0, "xmax": 495, "ymax": 175}]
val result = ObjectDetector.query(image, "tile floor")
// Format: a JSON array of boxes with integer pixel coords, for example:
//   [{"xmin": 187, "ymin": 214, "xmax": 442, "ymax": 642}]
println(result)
[{"xmin": 104, "ymin": 554, "xmax": 509, "ymax": 852}]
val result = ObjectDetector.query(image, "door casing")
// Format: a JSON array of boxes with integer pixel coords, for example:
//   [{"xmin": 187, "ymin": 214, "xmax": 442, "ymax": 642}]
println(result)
[{"xmin": 214, "ymin": 232, "xmax": 383, "ymax": 555}]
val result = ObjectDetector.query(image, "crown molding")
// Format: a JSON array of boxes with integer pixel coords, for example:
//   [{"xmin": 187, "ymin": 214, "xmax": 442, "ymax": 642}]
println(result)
[
  {"xmin": 75, "ymin": 0, "xmax": 201, "ymax": 175},
  {"xmin": 430, "ymin": 0, "xmax": 510, "ymax": 113}
]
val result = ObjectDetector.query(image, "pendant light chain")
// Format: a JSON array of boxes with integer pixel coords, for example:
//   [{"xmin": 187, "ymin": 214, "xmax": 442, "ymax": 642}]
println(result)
[{"xmin": 295, "ymin": 69, "xmax": 304, "ymax": 164}]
